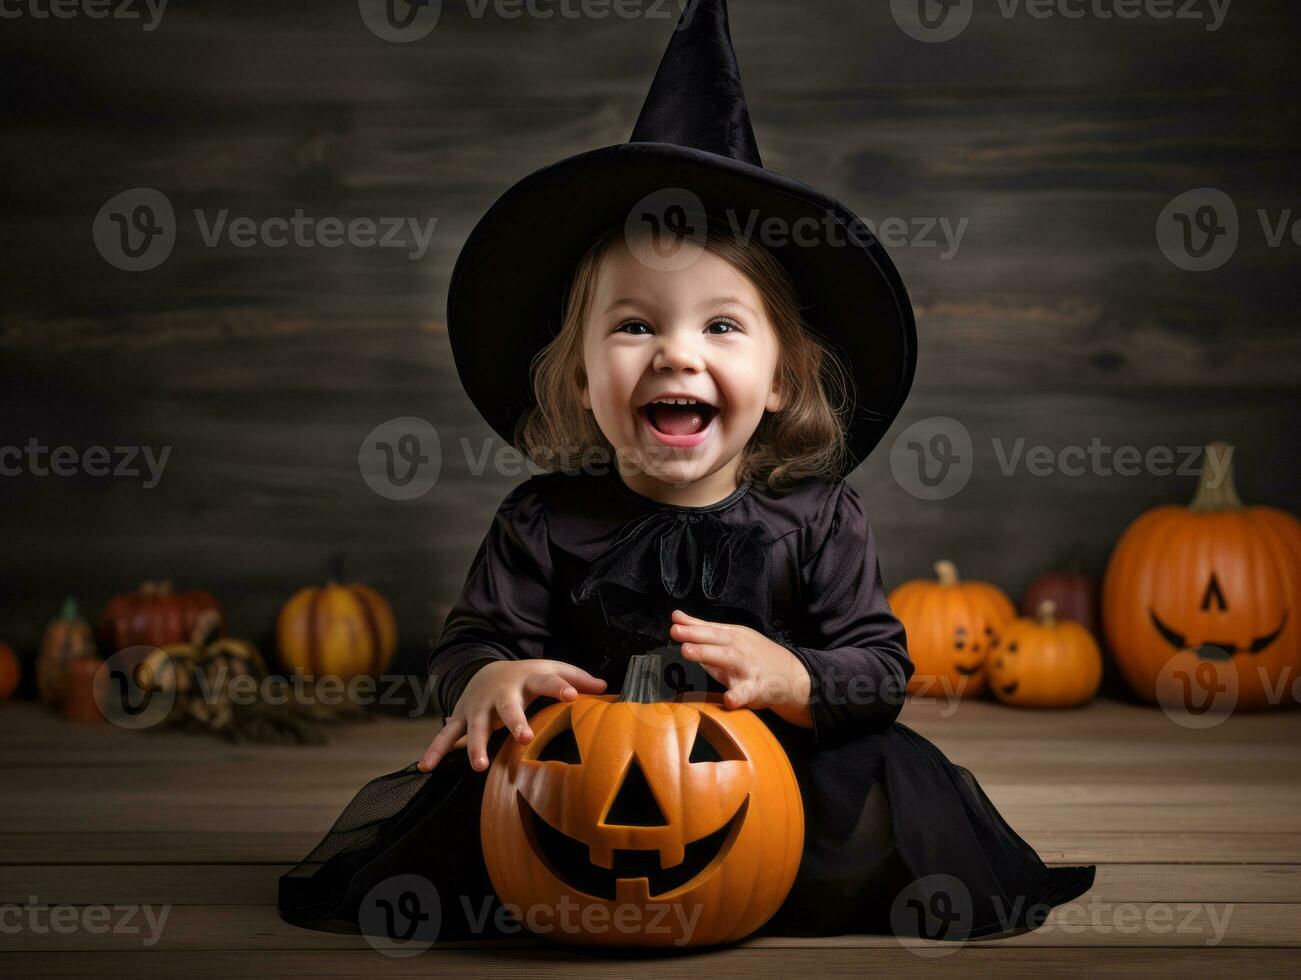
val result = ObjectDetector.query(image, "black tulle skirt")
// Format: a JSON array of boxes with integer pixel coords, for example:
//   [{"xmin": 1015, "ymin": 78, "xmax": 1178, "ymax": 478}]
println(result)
[{"xmin": 278, "ymin": 715, "xmax": 1094, "ymax": 945}]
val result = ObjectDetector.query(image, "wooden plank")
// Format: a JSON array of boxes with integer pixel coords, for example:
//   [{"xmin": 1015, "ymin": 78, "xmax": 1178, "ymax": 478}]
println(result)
[
  {"xmin": 7, "ymin": 863, "xmax": 1301, "ymax": 907},
  {"xmin": 4, "ymin": 947, "xmax": 1298, "ymax": 978},
  {"xmin": 0, "ymin": 902, "xmax": 1295, "ymax": 952}
]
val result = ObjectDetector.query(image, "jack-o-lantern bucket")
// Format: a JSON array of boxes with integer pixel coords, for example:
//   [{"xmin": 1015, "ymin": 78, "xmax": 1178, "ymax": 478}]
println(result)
[
  {"xmin": 480, "ymin": 653, "xmax": 804, "ymax": 947},
  {"xmin": 1103, "ymin": 442, "xmax": 1301, "ymax": 711}
]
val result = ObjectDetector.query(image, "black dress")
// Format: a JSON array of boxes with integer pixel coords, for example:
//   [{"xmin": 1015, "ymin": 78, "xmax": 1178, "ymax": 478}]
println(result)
[{"xmin": 278, "ymin": 468, "xmax": 1094, "ymax": 944}]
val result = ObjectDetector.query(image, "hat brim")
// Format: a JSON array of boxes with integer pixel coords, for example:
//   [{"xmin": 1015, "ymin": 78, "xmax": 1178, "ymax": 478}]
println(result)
[{"xmin": 446, "ymin": 141, "xmax": 917, "ymax": 478}]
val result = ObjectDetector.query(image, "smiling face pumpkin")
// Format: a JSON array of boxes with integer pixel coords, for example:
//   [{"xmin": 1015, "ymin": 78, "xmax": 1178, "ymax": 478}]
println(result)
[
  {"xmin": 480, "ymin": 655, "xmax": 803, "ymax": 947},
  {"xmin": 1103, "ymin": 444, "xmax": 1301, "ymax": 712},
  {"xmin": 888, "ymin": 560, "xmax": 1017, "ymax": 698}
]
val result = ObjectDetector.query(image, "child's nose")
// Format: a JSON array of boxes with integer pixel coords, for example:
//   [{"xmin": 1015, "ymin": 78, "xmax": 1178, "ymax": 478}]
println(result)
[{"xmin": 652, "ymin": 333, "xmax": 706, "ymax": 374}]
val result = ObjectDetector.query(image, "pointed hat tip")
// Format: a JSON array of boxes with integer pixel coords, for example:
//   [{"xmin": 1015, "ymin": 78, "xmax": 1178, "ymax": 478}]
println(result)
[{"xmin": 629, "ymin": 0, "xmax": 761, "ymax": 167}]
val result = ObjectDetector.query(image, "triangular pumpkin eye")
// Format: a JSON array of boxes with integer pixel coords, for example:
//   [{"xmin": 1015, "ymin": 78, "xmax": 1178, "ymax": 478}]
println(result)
[
  {"xmin": 689, "ymin": 713, "xmax": 745, "ymax": 763},
  {"xmin": 534, "ymin": 716, "xmax": 582, "ymax": 764}
]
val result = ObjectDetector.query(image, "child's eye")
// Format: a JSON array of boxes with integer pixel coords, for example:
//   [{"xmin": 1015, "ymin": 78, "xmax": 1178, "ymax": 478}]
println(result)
[
  {"xmin": 707, "ymin": 318, "xmax": 741, "ymax": 335},
  {"xmin": 616, "ymin": 320, "xmax": 652, "ymax": 335}
]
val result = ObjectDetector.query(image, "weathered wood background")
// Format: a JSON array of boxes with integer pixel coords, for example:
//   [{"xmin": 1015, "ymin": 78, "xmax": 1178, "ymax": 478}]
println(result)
[{"xmin": 1, "ymin": 0, "xmax": 1297, "ymax": 674}]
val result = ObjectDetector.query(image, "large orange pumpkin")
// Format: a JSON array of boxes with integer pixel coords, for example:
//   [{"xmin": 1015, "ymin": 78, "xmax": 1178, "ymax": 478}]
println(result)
[
  {"xmin": 889, "ymin": 560, "xmax": 1016, "ymax": 698},
  {"xmin": 480, "ymin": 653, "xmax": 804, "ymax": 947},
  {"xmin": 988, "ymin": 600, "xmax": 1103, "ymax": 708},
  {"xmin": 98, "ymin": 581, "xmax": 224, "ymax": 654},
  {"xmin": 276, "ymin": 565, "xmax": 396, "ymax": 680},
  {"xmin": 37, "ymin": 597, "xmax": 98, "ymax": 707},
  {"xmin": 1103, "ymin": 443, "xmax": 1300, "ymax": 711}
]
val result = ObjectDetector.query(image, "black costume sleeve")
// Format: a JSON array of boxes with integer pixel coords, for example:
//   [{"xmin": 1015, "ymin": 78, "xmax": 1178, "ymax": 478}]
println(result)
[
  {"xmin": 427, "ymin": 481, "xmax": 552, "ymax": 717},
  {"xmin": 778, "ymin": 481, "xmax": 913, "ymax": 743}
]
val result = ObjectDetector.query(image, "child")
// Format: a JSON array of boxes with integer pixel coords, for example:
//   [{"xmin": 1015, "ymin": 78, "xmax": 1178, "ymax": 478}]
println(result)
[{"xmin": 279, "ymin": 0, "xmax": 1093, "ymax": 944}]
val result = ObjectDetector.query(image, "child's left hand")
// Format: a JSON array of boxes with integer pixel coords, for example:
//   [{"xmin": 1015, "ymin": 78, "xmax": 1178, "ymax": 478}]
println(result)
[{"xmin": 670, "ymin": 609, "xmax": 813, "ymax": 726}]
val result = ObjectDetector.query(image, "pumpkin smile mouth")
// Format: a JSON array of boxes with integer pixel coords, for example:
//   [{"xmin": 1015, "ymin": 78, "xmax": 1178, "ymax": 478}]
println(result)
[
  {"xmin": 955, "ymin": 663, "xmax": 983, "ymax": 676},
  {"xmin": 518, "ymin": 791, "xmax": 748, "ymax": 900},
  {"xmin": 1001, "ymin": 681, "xmax": 1019, "ymax": 696},
  {"xmin": 1148, "ymin": 609, "xmax": 1289, "ymax": 658}
]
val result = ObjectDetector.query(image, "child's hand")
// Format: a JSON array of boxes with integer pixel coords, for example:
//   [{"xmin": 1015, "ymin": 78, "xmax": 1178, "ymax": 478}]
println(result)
[
  {"xmin": 418, "ymin": 659, "xmax": 607, "ymax": 774},
  {"xmin": 671, "ymin": 609, "xmax": 813, "ymax": 726}
]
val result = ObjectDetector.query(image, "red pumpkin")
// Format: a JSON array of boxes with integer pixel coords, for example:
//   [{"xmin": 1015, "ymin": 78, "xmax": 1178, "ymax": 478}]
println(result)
[
  {"xmin": 37, "ymin": 597, "xmax": 99, "ymax": 707},
  {"xmin": 1103, "ymin": 443, "xmax": 1301, "ymax": 711},
  {"xmin": 0, "ymin": 643, "xmax": 20, "ymax": 701},
  {"xmin": 99, "ymin": 581, "xmax": 224, "ymax": 654},
  {"xmin": 1021, "ymin": 570, "xmax": 1098, "ymax": 637},
  {"xmin": 481, "ymin": 654, "xmax": 803, "ymax": 947}
]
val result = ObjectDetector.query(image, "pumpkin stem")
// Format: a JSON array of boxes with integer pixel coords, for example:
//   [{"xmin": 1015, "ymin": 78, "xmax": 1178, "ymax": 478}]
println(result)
[
  {"xmin": 934, "ymin": 560, "xmax": 959, "ymax": 586},
  {"xmin": 326, "ymin": 551, "xmax": 346, "ymax": 586},
  {"xmin": 1037, "ymin": 599, "xmax": 1057, "ymax": 628},
  {"xmin": 59, "ymin": 596, "xmax": 80, "ymax": 621},
  {"xmin": 618, "ymin": 653, "xmax": 663, "ymax": 704},
  {"xmin": 1189, "ymin": 442, "xmax": 1244, "ymax": 512}
]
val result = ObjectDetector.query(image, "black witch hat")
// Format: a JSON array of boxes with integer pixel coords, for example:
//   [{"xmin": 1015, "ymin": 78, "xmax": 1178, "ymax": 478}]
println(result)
[{"xmin": 446, "ymin": 0, "xmax": 916, "ymax": 477}]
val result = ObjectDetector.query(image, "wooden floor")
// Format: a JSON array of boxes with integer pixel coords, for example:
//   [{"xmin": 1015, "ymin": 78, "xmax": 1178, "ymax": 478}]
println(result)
[{"xmin": 2, "ymin": 697, "xmax": 1299, "ymax": 977}]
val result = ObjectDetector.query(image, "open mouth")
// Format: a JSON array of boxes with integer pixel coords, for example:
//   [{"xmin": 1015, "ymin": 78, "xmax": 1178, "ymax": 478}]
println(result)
[
  {"xmin": 518, "ymin": 790, "xmax": 747, "ymax": 900},
  {"xmin": 638, "ymin": 398, "xmax": 720, "ymax": 447}
]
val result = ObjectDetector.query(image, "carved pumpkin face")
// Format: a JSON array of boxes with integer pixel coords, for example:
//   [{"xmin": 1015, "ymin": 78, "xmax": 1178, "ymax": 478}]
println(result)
[
  {"xmin": 1104, "ymin": 444, "xmax": 1301, "ymax": 711},
  {"xmin": 889, "ymin": 560, "xmax": 1016, "ymax": 698},
  {"xmin": 987, "ymin": 601, "xmax": 1103, "ymax": 708},
  {"xmin": 480, "ymin": 656, "xmax": 803, "ymax": 947}
]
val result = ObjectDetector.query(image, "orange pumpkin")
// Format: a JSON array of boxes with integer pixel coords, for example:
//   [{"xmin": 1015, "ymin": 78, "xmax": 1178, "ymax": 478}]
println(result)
[
  {"xmin": 98, "ymin": 581, "xmax": 224, "ymax": 654},
  {"xmin": 1103, "ymin": 443, "xmax": 1300, "ymax": 711},
  {"xmin": 277, "ymin": 565, "xmax": 396, "ymax": 680},
  {"xmin": 481, "ymin": 653, "xmax": 804, "ymax": 947},
  {"xmin": 889, "ymin": 560, "xmax": 1016, "ymax": 698},
  {"xmin": 0, "ymin": 643, "xmax": 20, "ymax": 701},
  {"xmin": 37, "ymin": 597, "xmax": 99, "ymax": 707},
  {"xmin": 988, "ymin": 600, "xmax": 1103, "ymax": 708}
]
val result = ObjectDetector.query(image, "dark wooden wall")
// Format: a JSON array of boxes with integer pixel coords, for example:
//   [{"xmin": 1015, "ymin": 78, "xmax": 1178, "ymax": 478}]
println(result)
[{"xmin": 2, "ymin": 0, "xmax": 1297, "ymax": 670}]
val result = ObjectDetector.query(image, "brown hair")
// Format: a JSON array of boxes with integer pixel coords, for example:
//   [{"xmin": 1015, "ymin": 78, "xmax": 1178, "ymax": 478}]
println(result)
[{"xmin": 515, "ymin": 220, "xmax": 851, "ymax": 491}]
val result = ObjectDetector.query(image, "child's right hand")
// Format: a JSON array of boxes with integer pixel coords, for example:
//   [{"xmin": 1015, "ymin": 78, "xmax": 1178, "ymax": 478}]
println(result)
[{"xmin": 418, "ymin": 659, "xmax": 607, "ymax": 773}]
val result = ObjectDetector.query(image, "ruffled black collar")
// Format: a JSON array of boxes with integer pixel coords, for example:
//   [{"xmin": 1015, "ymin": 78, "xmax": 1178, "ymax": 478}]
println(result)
[{"xmin": 570, "ymin": 472, "xmax": 770, "ymax": 642}]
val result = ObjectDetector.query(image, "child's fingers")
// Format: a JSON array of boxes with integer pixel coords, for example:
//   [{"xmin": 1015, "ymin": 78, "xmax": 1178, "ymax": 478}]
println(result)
[
  {"xmin": 681, "ymin": 642, "xmax": 739, "ymax": 671},
  {"xmin": 495, "ymin": 697, "xmax": 534, "ymax": 743},
  {"xmin": 671, "ymin": 608, "xmax": 712, "ymax": 624},
  {"xmin": 523, "ymin": 671, "xmax": 579, "ymax": 701},
  {"xmin": 671, "ymin": 621, "xmax": 732, "ymax": 646},
  {"xmin": 419, "ymin": 714, "xmax": 465, "ymax": 771},
  {"xmin": 551, "ymin": 663, "xmax": 609, "ymax": 692},
  {"xmin": 724, "ymin": 682, "xmax": 752, "ymax": 709},
  {"xmin": 465, "ymin": 713, "xmax": 493, "ymax": 772}
]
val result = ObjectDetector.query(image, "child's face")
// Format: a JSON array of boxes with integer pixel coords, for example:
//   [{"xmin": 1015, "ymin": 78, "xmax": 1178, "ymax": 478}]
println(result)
[{"xmin": 578, "ymin": 240, "xmax": 784, "ymax": 488}]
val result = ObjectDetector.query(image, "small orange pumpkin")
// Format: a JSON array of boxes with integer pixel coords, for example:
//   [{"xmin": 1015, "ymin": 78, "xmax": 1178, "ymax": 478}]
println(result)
[
  {"xmin": 1102, "ymin": 442, "xmax": 1300, "ymax": 711},
  {"xmin": 37, "ymin": 597, "xmax": 99, "ymax": 707},
  {"xmin": 0, "ymin": 643, "xmax": 21, "ymax": 701},
  {"xmin": 481, "ymin": 653, "xmax": 804, "ymax": 947},
  {"xmin": 987, "ymin": 600, "xmax": 1103, "ymax": 708},
  {"xmin": 276, "ymin": 560, "xmax": 397, "ymax": 680},
  {"xmin": 889, "ymin": 560, "xmax": 1016, "ymax": 698}
]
